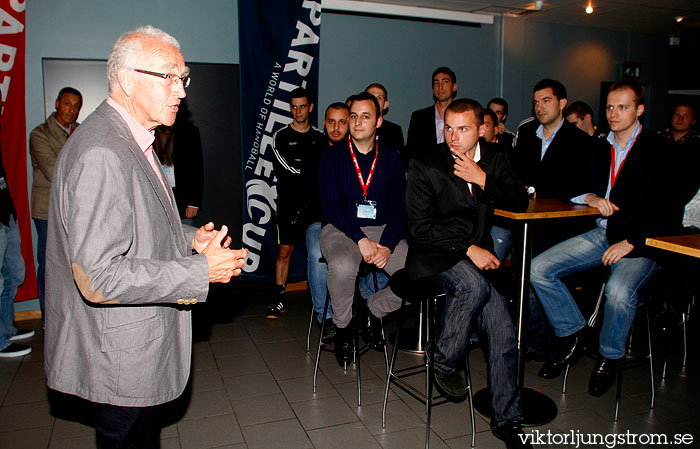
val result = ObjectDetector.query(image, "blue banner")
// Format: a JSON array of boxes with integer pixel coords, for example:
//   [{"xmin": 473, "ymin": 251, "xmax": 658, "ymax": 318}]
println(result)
[{"xmin": 238, "ymin": 1, "xmax": 322, "ymax": 282}]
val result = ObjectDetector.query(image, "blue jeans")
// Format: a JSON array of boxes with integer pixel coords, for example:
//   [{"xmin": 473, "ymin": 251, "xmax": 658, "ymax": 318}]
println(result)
[
  {"xmin": 0, "ymin": 217, "xmax": 26, "ymax": 350},
  {"xmin": 358, "ymin": 271, "xmax": 389, "ymax": 299},
  {"xmin": 306, "ymin": 222, "xmax": 330, "ymax": 322},
  {"xmin": 428, "ymin": 259, "xmax": 522, "ymax": 427},
  {"xmin": 490, "ymin": 225, "xmax": 512, "ymax": 263},
  {"xmin": 531, "ymin": 226, "xmax": 659, "ymax": 359},
  {"xmin": 33, "ymin": 218, "xmax": 47, "ymax": 326}
]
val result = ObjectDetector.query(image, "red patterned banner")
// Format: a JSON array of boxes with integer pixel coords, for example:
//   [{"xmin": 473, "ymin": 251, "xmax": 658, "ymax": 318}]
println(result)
[{"xmin": 1, "ymin": 0, "xmax": 38, "ymax": 302}]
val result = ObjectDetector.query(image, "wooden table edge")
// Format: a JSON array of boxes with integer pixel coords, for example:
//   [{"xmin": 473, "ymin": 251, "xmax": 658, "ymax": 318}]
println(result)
[{"xmin": 646, "ymin": 235, "xmax": 700, "ymax": 258}]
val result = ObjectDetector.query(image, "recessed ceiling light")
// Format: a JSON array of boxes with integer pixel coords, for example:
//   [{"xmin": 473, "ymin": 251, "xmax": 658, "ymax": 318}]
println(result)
[
  {"xmin": 586, "ymin": 4, "xmax": 594, "ymax": 14},
  {"xmin": 675, "ymin": 16, "xmax": 684, "ymax": 23}
]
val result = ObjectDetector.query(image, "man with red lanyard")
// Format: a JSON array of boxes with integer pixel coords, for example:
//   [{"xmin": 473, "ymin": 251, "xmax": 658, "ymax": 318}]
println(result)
[
  {"xmin": 530, "ymin": 79, "xmax": 674, "ymax": 397},
  {"xmin": 319, "ymin": 91, "xmax": 407, "ymax": 366}
]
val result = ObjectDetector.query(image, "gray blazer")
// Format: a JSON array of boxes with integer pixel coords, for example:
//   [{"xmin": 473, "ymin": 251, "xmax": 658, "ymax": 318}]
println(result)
[{"xmin": 44, "ymin": 100, "xmax": 210, "ymax": 407}]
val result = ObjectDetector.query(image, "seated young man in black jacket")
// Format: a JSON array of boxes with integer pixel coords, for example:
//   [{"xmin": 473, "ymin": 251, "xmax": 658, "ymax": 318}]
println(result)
[{"xmin": 405, "ymin": 98, "xmax": 531, "ymax": 449}]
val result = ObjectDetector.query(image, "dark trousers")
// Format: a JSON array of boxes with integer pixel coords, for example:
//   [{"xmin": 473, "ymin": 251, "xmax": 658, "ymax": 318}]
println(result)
[
  {"xmin": 94, "ymin": 402, "xmax": 162, "ymax": 449},
  {"xmin": 428, "ymin": 259, "xmax": 522, "ymax": 427},
  {"xmin": 33, "ymin": 218, "xmax": 47, "ymax": 326}
]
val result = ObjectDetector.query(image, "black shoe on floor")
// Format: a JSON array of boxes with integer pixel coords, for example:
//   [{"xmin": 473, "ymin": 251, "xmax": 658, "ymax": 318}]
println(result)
[
  {"xmin": 0, "ymin": 343, "xmax": 32, "ymax": 358},
  {"xmin": 266, "ymin": 289, "xmax": 286, "ymax": 319},
  {"xmin": 588, "ymin": 357, "xmax": 619, "ymax": 397},
  {"xmin": 493, "ymin": 420, "xmax": 533, "ymax": 449},
  {"xmin": 9, "ymin": 328, "xmax": 35, "ymax": 342},
  {"xmin": 537, "ymin": 330, "xmax": 587, "ymax": 379},
  {"xmin": 266, "ymin": 299, "xmax": 286, "ymax": 319},
  {"xmin": 364, "ymin": 313, "xmax": 385, "ymax": 351},
  {"xmin": 334, "ymin": 326, "xmax": 354, "ymax": 367},
  {"xmin": 433, "ymin": 365, "xmax": 468, "ymax": 399},
  {"xmin": 656, "ymin": 310, "xmax": 684, "ymax": 332},
  {"xmin": 318, "ymin": 318, "xmax": 336, "ymax": 344},
  {"xmin": 356, "ymin": 301, "xmax": 384, "ymax": 351}
]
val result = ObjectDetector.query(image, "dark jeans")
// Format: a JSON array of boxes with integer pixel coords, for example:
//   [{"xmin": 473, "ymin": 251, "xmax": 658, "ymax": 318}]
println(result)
[
  {"xmin": 94, "ymin": 402, "xmax": 162, "ymax": 449},
  {"xmin": 428, "ymin": 259, "xmax": 522, "ymax": 427},
  {"xmin": 33, "ymin": 218, "xmax": 47, "ymax": 326}
]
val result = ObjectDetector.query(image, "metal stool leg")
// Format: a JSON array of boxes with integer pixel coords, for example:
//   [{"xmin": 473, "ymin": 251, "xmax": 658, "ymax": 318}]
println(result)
[
  {"xmin": 614, "ymin": 304, "xmax": 654, "ymax": 421},
  {"xmin": 313, "ymin": 293, "xmax": 331, "ymax": 393},
  {"xmin": 614, "ymin": 360, "xmax": 623, "ymax": 422},
  {"xmin": 355, "ymin": 322, "xmax": 362, "ymax": 406},
  {"xmin": 563, "ymin": 281, "xmax": 605, "ymax": 394},
  {"xmin": 382, "ymin": 298, "xmax": 407, "ymax": 429},
  {"xmin": 425, "ymin": 298, "xmax": 433, "ymax": 449},
  {"xmin": 466, "ymin": 357, "xmax": 476, "ymax": 449},
  {"xmin": 646, "ymin": 307, "xmax": 655, "ymax": 410},
  {"xmin": 306, "ymin": 305, "xmax": 315, "ymax": 353}
]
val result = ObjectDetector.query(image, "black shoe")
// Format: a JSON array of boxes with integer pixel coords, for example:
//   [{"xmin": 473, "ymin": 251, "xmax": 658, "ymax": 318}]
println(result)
[
  {"xmin": 0, "ymin": 343, "xmax": 32, "ymax": 358},
  {"xmin": 656, "ymin": 310, "xmax": 683, "ymax": 332},
  {"xmin": 537, "ymin": 330, "xmax": 587, "ymax": 379},
  {"xmin": 433, "ymin": 365, "xmax": 468, "ymax": 399},
  {"xmin": 318, "ymin": 318, "xmax": 336, "ymax": 344},
  {"xmin": 266, "ymin": 299, "xmax": 286, "ymax": 319},
  {"xmin": 334, "ymin": 326, "xmax": 354, "ymax": 367},
  {"xmin": 493, "ymin": 420, "xmax": 533, "ymax": 449},
  {"xmin": 588, "ymin": 357, "xmax": 619, "ymax": 397},
  {"xmin": 364, "ymin": 313, "xmax": 385, "ymax": 351},
  {"xmin": 9, "ymin": 328, "xmax": 35, "ymax": 342},
  {"xmin": 357, "ymin": 302, "xmax": 384, "ymax": 351}
]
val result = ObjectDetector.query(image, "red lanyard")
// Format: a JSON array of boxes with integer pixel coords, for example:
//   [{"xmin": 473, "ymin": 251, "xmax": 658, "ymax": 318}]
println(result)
[
  {"xmin": 348, "ymin": 135, "xmax": 378, "ymax": 197},
  {"xmin": 609, "ymin": 125, "xmax": 641, "ymax": 189}
]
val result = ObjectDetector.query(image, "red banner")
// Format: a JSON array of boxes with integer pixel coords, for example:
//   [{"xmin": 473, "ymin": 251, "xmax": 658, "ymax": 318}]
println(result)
[{"xmin": 1, "ymin": 0, "xmax": 38, "ymax": 302}]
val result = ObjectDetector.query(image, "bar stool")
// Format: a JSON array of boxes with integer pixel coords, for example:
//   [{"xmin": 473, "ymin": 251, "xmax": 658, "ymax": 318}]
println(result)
[
  {"xmin": 382, "ymin": 269, "xmax": 475, "ymax": 449},
  {"xmin": 311, "ymin": 263, "xmax": 388, "ymax": 406},
  {"xmin": 561, "ymin": 280, "xmax": 654, "ymax": 422},
  {"xmin": 660, "ymin": 295, "xmax": 692, "ymax": 379}
]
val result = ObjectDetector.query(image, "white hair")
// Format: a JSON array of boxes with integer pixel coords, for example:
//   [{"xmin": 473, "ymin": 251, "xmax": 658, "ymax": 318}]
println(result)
[{"xmin": 106, "ymin": 25, "xmax": 181, "ymax": 94}]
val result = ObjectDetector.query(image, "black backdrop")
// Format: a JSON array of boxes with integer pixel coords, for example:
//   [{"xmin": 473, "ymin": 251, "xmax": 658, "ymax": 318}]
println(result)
[{"xmin": 42, "ymin": 59, "xmax": 242, "ymax": 248}]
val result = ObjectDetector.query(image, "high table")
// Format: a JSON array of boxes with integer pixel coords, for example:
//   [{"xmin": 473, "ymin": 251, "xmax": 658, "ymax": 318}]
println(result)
[
  {"xmin": 646, "ymin": 234, "xmax": 700, "ymax": 258},
  {"xmin": 473, "ymin": 198, "xmax": 600, "ymax": 425}
]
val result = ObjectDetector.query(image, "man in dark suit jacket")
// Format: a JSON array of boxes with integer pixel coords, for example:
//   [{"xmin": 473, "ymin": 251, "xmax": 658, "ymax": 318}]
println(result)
[
  {"xmin": 366, "ymin": 83, "xmax": 404, "ymax": 158},
  {"xmin": 405, "ymin": 99, "xmax": 531, "ymax": 448},
  {"xmin": 497, "ymin": 80, "xmax": 597, "ymax": 362},
  {"xmin": 530, "ymin": 80, "xmax": 675, "ymax": 397},
  {"xmin": 512, "ymin": 79, "xmax": 593, "ymax": 203},
  {"xmin": 153, "ymin": 106, "xmax": 204, "ymax": 225},
  {"xmin": 405, "ymin": 67, "xmax": 457, "ymax": 166}
]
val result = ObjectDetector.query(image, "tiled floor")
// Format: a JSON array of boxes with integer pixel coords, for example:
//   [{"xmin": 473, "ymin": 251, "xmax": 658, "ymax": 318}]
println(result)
[{"xmin": 1, "ymin": 282, "xmax": 697, "ymax": 449}]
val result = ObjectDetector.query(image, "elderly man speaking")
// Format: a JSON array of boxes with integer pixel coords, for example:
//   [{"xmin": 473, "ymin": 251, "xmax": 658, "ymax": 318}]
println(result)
[{"xmin": 44, "ymin": 26, "xmax": 247, "ymax": 448}]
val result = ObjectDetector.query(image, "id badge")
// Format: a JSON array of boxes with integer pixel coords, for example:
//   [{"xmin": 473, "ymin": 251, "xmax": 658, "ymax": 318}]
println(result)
[{"xmin": 356, "ymin": 199, "xmax": 377, "ymax": 219}]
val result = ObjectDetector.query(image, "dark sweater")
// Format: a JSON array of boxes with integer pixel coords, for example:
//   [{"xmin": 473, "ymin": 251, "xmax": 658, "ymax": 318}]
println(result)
[{"xmin": 319, "ymin": 139, "xmax": 405, "ymax": 251}]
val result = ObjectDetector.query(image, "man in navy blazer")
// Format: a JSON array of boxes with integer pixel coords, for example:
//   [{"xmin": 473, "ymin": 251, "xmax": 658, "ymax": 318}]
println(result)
[
  {"xmin": 405, "ymin": 67, "xmax": 457, "ymax": 165},
  {"xmin": 530, "ymin": 80, "xmax": 675, "ymax": 396},
  {"xmin": 405, "ymin": 99, "xmax": 531, "ymax": 448}
]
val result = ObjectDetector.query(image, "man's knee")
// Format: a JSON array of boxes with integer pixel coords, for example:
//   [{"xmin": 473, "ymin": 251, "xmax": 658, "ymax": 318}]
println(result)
[
  {"xmin": 604, "ymin": 281, "xmax": 636, "ymax": 313},
  {"xmin": 530, "ymin": 255, "xmax": 556, "ymax": 285},
  {"xmin": 326, "ymin": 252, "xmax": 360, "ymax": 278}
]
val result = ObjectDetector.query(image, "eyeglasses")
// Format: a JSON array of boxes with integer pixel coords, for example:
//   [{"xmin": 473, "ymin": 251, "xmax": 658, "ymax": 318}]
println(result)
[{"xmin": 131, "ymin": 68, "xmax": 191, "ymax": 88}]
